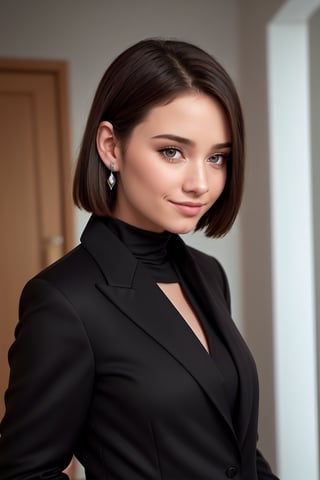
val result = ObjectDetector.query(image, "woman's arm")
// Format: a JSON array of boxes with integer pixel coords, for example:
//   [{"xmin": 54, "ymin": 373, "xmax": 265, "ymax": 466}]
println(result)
[{"xmin": 0, "ymin": 278, "xmax": 94, "ymax": 480}]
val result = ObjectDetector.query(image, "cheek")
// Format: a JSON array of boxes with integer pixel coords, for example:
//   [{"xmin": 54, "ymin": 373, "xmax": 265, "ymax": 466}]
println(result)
[
  {"xmin": 125, "ymin": 157, "xmax": 175, "ymax": 191},
  {"xmin": 210, "ymin": 169, "xmax": 227, "ymax": 197}
]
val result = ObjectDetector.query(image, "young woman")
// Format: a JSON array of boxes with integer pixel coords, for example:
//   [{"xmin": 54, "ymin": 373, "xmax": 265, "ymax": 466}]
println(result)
[{"xmin": 0, "ymin": 39, "xmax": 279, "ymax": 479}]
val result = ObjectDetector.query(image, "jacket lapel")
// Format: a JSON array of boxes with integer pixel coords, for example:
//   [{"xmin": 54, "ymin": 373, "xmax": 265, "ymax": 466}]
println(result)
[
  {"xmin": 81, "ymin": 216, "xmax": 252, "ymax": 447},
  {"xmin": 99, "ymin": 262, "xmax": 237, "ymax": 441},
  {"xmin": 170, "ymin": 235, "xmax": 257, "ymax": 446}
]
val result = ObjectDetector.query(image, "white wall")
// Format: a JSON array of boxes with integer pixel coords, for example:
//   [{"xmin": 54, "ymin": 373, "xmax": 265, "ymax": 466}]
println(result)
[
  {"xmin": 267, "ymin": 1, "xmax": 320, "ymax": 478},
  {"xmin": 310, "ymin": 10, "xmax": 320, "ymax": 473}
]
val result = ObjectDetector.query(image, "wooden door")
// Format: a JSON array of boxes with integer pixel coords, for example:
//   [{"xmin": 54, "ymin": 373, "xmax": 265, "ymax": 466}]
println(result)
[{"xmin": 0, "ymin": 60, "xmax": 73, "ymax": 419}]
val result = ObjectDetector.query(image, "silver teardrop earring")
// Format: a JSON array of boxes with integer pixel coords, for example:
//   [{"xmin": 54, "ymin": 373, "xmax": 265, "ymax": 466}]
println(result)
[{"xmin": 107, "ymin": 161, "xmax": 116, "ymax": 190}]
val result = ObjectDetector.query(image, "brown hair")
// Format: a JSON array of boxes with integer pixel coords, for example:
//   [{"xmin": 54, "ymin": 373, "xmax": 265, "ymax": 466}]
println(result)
[{"xmin": 73, "ymin": 38, "xmax": 245, "ymax": 237}]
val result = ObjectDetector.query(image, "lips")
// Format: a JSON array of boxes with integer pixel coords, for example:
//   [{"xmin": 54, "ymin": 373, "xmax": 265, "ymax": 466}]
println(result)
[{"xmin": 170, "ymin": 201, "xmax": 205, "ymax": 216}]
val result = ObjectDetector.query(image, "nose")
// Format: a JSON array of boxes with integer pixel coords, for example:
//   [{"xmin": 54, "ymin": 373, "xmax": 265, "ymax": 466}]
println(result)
[{"xmin": 182, "ymin": 161, "xmax": 209, "ymax": 195}]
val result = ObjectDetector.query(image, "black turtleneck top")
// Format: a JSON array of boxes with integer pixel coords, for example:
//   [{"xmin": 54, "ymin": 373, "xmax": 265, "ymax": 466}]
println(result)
[
  {"xmin": 107, "ymin": 217, "xmax": 239, "ymax": 423},
  {"xmin": 107, "ymin": 217, "xmax": 178, "ymax": 283}
]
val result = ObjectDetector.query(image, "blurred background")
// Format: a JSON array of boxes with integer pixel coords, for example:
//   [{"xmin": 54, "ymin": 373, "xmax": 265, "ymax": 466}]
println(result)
[{"xmin": 0, "ymin": 0, "xmax": 319, "ymax": 478}]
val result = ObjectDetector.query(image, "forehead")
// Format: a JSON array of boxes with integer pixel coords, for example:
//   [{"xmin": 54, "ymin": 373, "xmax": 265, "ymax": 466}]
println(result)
[{"xmin": 133, "ymin": 92, "xmax": 230, "ymax": 141}]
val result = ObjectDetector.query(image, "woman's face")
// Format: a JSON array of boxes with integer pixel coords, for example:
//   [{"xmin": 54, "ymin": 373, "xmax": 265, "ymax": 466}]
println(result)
[{"xmin": 113, "ymin": 92, "xmax": 230, "ymax": 234}]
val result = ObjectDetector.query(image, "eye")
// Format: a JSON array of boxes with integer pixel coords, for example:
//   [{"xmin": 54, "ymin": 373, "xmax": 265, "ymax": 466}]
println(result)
[
  {"xmin": 159, "ymin": 147, "xmax": 183, "ymax": 161},
  {"xmin": 208, "ymin": 153, "xmax": 228, "ymax": 166}
]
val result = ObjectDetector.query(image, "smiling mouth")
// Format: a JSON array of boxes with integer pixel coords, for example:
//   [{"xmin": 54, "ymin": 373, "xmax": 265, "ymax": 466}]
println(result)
[
  {"xmin": 173, "ymin": 201, "xmax": 204, "ymax": 207},
  {"xmin": 170, "ymin": 201, "xmax": 205, "ymax": 216}
]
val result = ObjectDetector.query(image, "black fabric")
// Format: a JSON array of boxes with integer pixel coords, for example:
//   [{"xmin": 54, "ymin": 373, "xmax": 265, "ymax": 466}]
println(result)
[
  {"xmin": 0, "ymin": 215, "xmax": 279, "ymax": 480},
  {"xmin": 107, "ymin": 216, "xmax": 239, "ymax": 424},
  {"xmin": 107, "ymin": 217, "xmax": 178, "ymax": 282},
  {"xmin": 180, "ymin": 275, "xmax": 240, "ymax": 423}
]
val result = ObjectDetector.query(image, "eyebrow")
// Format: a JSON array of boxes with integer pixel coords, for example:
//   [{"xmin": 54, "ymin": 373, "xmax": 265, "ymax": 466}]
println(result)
[{"xmin": 151, "ymin": 134, "xmax": 232, "ymax": 150}]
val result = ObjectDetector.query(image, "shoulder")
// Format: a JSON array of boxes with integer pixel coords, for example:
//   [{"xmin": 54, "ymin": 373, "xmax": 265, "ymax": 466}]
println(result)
[
  {"xmin": 31, "ymin": 244, "xmax": 103, "ymax": 292},
  {"xmin": 186, "ymin": 244, "xmax": 220, "ymax": 265},
  {"xmin": 185, "ymin": 244, "xmax": 228, "ymax": 281},
  {"xmin": 37, "ymin": 244, "xmax": 98, "ymax": 279},
  {"xmin": 20, "ymin": 244, "xmax": 104, "ymax": 322},
  {"xmin": 183, "ymin": 244, "xmax": 231, "ymax": 309},
  {"xmin": 169, "ymin": 235, "xmax": 230, "ymax": 293}
]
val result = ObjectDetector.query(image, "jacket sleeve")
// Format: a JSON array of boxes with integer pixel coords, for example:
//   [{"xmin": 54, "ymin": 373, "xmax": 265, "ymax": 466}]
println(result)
[{"xmin": 0, "ymin": 278, "xmax": 95, "ymax": 480}]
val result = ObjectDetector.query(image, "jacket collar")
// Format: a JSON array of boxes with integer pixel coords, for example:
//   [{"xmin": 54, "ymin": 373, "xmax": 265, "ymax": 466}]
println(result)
[{"xmin": 81, "ymin": 215, "xmax": 138, "ymax": 287}]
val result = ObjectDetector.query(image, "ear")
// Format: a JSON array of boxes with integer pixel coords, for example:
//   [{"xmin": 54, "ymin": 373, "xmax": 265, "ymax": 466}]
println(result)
[{"xmin": 96, "ymin": 121, "xmax": 121, "ymax": 171}]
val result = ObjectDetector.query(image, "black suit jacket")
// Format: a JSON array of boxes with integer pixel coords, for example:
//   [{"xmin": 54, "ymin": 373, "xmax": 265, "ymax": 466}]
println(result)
[{"xmin": 0, "ymin": 215, "xmax": 279, "ymax": 479}]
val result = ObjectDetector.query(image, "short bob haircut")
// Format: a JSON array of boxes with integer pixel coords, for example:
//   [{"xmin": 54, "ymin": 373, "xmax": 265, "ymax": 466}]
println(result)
[{"xmin": 73, "ymin": 38, "xmax": 245, "ymax": 238}]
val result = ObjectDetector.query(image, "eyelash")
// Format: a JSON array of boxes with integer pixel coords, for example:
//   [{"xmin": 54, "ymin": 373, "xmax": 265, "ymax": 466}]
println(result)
[
  {"xmin": 158, "ymin": 147, "xmax": 183, "ymax": 161},
  {"xmin": 158, "ymin": 147, "xmax": 229, "ymax": 166},
  {"xmin": 209, "ymin": 153, "xmax": 228, "ymax": 166}
]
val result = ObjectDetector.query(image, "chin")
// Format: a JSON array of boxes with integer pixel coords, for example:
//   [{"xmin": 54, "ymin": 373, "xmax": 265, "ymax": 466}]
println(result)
[{"xmin": 167, "ymin": 223, "xmax": 197, "ymax": 235}]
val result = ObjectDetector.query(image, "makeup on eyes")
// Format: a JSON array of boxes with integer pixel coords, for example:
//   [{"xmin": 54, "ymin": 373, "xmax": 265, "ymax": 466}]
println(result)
[
  {"xmin": 158, "ymin": 147, "xmax": 184, "ymax": 161},
  {"xmin": 156, "ymin": 143, "xmax": 230, "ymax": 167}
]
